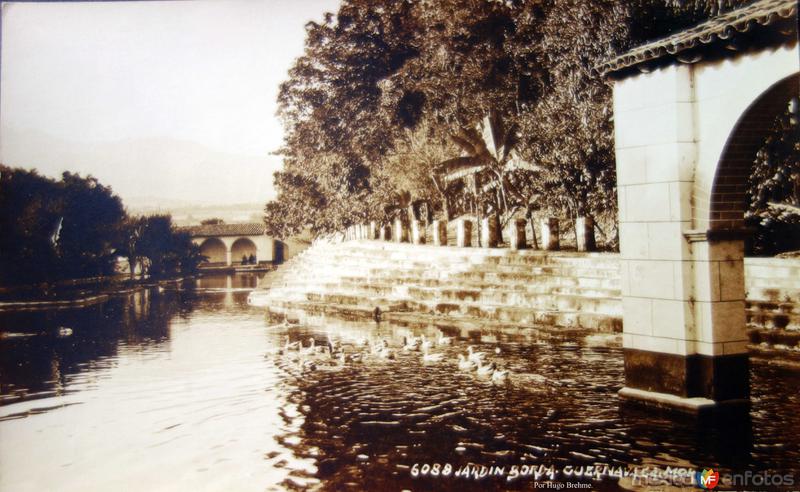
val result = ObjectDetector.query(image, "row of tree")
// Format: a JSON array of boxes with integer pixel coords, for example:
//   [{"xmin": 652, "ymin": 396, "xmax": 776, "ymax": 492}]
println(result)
[
  {"xmin": 0, "ymin": 166, "xmax": 204, "ymax": 286},
  {"xmin": 264, "ymin": 0, "xmax": 754, "ymax": 247}
]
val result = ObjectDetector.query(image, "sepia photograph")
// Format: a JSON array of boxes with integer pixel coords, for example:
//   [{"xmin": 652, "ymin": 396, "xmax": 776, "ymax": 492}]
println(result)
[{"xmin": 0, "ymin": 0, "xmax": 798, "ymax": 490}]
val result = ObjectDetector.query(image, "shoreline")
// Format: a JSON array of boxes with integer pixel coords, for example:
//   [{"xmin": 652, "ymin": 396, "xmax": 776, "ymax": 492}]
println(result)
[{"xmin": 0, "ymin": 275, "xmax": 193, "ymax": 311}]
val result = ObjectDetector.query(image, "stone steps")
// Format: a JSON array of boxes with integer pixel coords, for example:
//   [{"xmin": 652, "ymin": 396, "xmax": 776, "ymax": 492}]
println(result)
[
  {"xmin": 340, "ymin": 275, "xmax": 620, "ymax": 291},
  {"xmin": 325, "ymin": 280, "xmax": 620, "ymax": 299},
  {"xmin": 250, "ymin": 240, "xmax": 800, "ymax": 345},
  {"xmin": 267, "ymin": 299, "xmax": 620, "ymax": 334},
  {"xmin": 303, "ymin": 288, "xmax": 620, "ymax": 317},
  {"xmin": 746, "ymin": 301, "xmax": 800, "ymax": 331},
  {"xmin": 252, "ymin": 239, "xmax": 624, "ymax": 332}
]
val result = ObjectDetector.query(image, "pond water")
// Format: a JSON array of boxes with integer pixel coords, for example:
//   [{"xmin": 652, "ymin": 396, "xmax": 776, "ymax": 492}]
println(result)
[{"xmin": 1, "ymin": 274, "xmax": 798, "ymax": 491}]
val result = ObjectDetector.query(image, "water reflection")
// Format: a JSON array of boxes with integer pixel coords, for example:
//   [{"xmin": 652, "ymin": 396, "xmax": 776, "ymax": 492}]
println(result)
[
  {"xmin": 0, "ymin": 290, "xmax": 177, "ymax": 405},
  {"xmin": 0, "ymin": 275, "xmax": 798, "ymax": 491}
]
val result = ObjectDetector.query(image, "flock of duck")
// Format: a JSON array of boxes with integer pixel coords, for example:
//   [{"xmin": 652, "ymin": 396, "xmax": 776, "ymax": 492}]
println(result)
[{"xmin": 268, "ymin": 328, "xmax": 510, "ymax": 383}]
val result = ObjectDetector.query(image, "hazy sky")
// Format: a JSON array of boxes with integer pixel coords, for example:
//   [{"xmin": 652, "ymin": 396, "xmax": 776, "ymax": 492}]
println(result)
[{"xmin": 0, "ymin": 0, "xmax": 340, "ymax": 208}]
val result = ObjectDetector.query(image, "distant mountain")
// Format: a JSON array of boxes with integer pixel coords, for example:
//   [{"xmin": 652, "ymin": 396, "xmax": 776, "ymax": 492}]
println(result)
[
  {"xmin": 129, "ymin": 201, "xmax": 266, "ymax": 227},
  {"xmin": 0, "ymin": 126, "xmax": 282, "ymax": 210}
]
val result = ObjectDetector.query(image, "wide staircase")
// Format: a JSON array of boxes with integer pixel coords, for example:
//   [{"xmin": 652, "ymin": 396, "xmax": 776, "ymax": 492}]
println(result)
[{"xmin": 248, "ymin": 239, "xmax": 622, "ymax": 335}]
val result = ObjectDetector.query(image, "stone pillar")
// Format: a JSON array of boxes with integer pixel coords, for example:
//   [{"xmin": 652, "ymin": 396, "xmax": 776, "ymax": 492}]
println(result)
[
  {"xmin": 480, "ymin": 217, "xmax": 499, "ymax": 248},
  {"xmin": 225, "ymin": 246, "xmax": 232, "ymax": 266},
  {"xmin": 380, "ymin": 224, "xmax": 392, "ymax": 241},
  {"xmin": 541, "ymin": 218, "xmax": 559, "ymax": 251},
  {"xmin": 576, "ymin": 217, "xmax": 596, "ymax": 252},
  {"xmin": 612, "ymin": 64, "xmax": 748, "ymax": 413},
  {"xmin": 432, "ymin": 220, "xmax": 447, "ymax": 246},
  {"xmin": 411, "ymin": 220, "xmax": 425, "ymax": 245},
  {"xmin": 508, "ymin": 218, "xmax": 527, "ymax": 250},
  {"xmin": 369, "ymin": 221, "xmax": 378, "ymax": 240},
  {"xmin": 456, "ymin": 219, "xmax": 472, "ymax": 247},
  {"xmin": 393, "ymin": 218, "xmax": 407, "ymax": 243}
]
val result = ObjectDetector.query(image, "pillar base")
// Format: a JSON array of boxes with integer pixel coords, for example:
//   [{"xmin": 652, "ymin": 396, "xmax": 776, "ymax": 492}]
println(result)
[
  {"xmin": 619, "ymin": 387, "xmax": 750, "ymax": 415},
  {"xmin": 622, "ymin": 348, "xmax": 749, "ymax": 415}
]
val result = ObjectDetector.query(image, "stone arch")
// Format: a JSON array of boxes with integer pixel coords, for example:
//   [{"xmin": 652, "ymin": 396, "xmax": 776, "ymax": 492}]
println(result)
[
  {"xmin": 707, "ymin": 73, "xmax": 799, "ymax": 231},
  {"xmin": 231, "ymin": 237, "xmax": 257, "ymax": 264},
  {"xmin": 199, "ymin": 237, "xmax": 227, "ymax": 264}
]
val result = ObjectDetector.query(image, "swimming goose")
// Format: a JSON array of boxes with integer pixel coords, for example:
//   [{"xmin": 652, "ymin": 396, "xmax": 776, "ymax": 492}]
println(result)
[
  {"xmin": 375, "ymin": 340, "xmax": 394, "ymax": 360},
  {"xmin": 339, "ymin": 351, "xmax": 363, "ymax": 364},
  {"xmin": 422, "ymin": 347, "xmax": 444, "ymax": 363},
  {"xmin": 457, "ymin": 354, "xmax": 476, "ymax": 371},
  {"xmin": 436, "ymin": 333, "xmax": 453, "ymax": 346},
  {"xmin": 283, "ymin": 336, "xmax": 302, "ymax": 351},
  {"xmin": 403, "ymin": 336, "xmax": 420, "ymax": 352},
  {"xmin": 377, "ymin": 346, "xmax": 395, "ymax": 360},
  {"xmin": 57, "ymin": 327, "xmax": 73, "ymax": 337},
  {"xmin": 371, "ymin": 338, "xmax": 388, "ymax": 355},
  {"xmin": 475, "ymin": 360, "xmax": 495, "ymax": 377},
  {"xmin": 301, "ymin": 338, "xmax": 317, "ymax": 356},
  {"xmin": 492, "ymin": 367, "xmax": 510, "ymax": 382},
  {"xmin": 420, "ymin": 335, "xmax": 433, "ymax": 352},
  {"xmin": 467, "ymin": 346, "xmax": 485, "ymax": 364}
]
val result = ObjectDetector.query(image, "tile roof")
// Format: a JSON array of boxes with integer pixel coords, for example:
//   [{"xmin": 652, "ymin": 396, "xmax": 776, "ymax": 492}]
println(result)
[
  {"xmin": 597, "ymin": 0, "xmax": 797, "ymax": 76},
  {"xmin": 182, "ymin": 222, "xmax": 266, "ymax": 237}
]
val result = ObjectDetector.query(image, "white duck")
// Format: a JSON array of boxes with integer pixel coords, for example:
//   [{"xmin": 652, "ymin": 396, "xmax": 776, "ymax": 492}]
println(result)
[
  {"xmin": 492, "ymin": 367, "xmax": 510, "ymax": 382},
  {"xmin": 339, "ymin": 351, "xmax": 363, "ymax": 364},
  {"xmin": 403, "ymin": 336, "xmax": 420, "ymax": 352},
  {"xmin": 467, "ymin": 346, "xmax": 485, "ymax": 364},
  {"xmin": 475, "ymin": 360, "xmax": 495, "ymax": 377},
  {"xmin": 370, "ymin": 338, "xmax": 387, "ymax": 355},
  {"xmin": 283, "ymin": 336, "xmax": 302, "ymax": 352},
  {"xmin": 301, "ymin": 338, "xmax": 318, "ymax": 356},
  {"xmin": 421, "ymin": 347, "xmax": 444, "ymax": 363},
  {"xmin": 457, "ymin": 354, "xmax": 476, "ymax": 371},
  {"xmin": 420, "ymin": 335, "xmax": 433, "ymax": 352},
  {"xmin": 436, "ymin": 333, "xmax": 453, "ymax": 346},
  {"xmin": 377, "ymin": 346, "xmax": 395, "ymax": 360}
]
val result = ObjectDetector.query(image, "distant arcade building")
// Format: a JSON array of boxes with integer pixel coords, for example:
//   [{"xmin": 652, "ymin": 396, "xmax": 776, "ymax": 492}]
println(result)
[
  {"xmin": 184, "ymin": 223, "xmax": 274, "ymax": 267},
  {"xmin": 599, "ymin": 0, "xmax": 798, "ymax": 413}
]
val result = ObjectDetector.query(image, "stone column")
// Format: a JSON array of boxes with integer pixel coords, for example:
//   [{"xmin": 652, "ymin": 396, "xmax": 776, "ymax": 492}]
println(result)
[
  {"xmin": 225, "ymin": 246, "xmax": 232, "ymax": 266},
  {"xmin": 411, "ymin": 220, "xmax": 425, "ymax": 245},
  {"xmin": 508, "ymin": 218, "xmax": 527, "ymax": 250},
  {"xmin": 480, "ymin": 217, "xmax": 499, "ymax": 248},
  {"xmin": 369, "ymin": 221, "xmax": 378, "ymax": 240},
  {"xmin": 541, "ymin": 218, "xmax": 559, "ymax": 251},
  {"xmin": 393, "ymin": 218, "xmax": 407, "ymax": 243},
  {"xmin": 456, "ymin": 219, "xmax": 472, "ymax": 247},
  {"xmin": 432, "ymin": 220, "xmax": 447, "ymax": 246},
  {"xmin": 576, "ymin": 217, "xmax": 597, "ymax": 252},
  {"xmin": 380, "ymin": 224, "xmax": 392, "ymax": 241},
  {"xmin": 612, "ymin": 63, "xmax": 749, "ymax": 413}
]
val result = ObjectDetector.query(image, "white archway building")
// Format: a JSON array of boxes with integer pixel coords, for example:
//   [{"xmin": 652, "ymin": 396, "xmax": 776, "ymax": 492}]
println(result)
[
  {"xmin": 185, "ymin": 223, "xmax": 274, "ymax": 267},
  {"xmin": 598, "ymin": 0, "xmax": 798, "ymax": 412}
]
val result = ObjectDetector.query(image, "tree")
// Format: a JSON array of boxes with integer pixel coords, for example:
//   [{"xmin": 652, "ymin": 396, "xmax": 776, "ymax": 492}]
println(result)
[
  {"xmin": 746, "ymin": 97, "xmax": 800, "ymax": 255},
  {"xmin": 119, "ymin": 216, "xmax": 147, "ymax": 280},
  {"xmin": 136, "ymin": 215, "xmax": 203, "ymax": 278},
  {"xmin": 0, "ymin": 166, "xmax": 125, "ymax": 285},
  {"xmin": 265, "ymin": 0, "xmax": 762, "ymax": 241}
]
